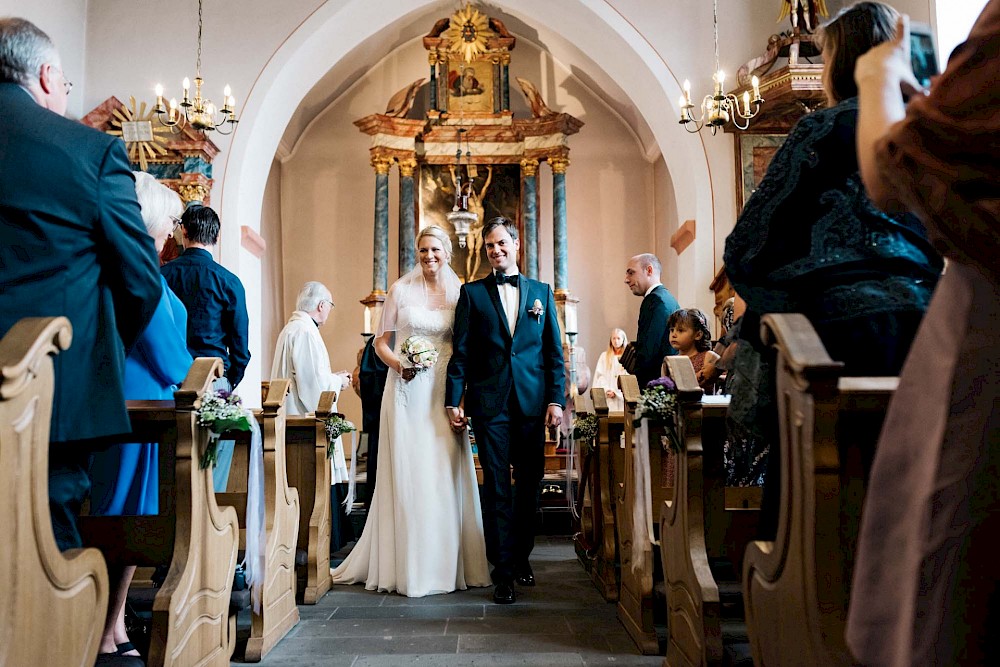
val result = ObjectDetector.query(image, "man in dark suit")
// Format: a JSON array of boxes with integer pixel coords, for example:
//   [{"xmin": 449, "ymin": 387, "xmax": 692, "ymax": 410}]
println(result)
[
  {"xmin": 0, "ymin": 17, "xmax": 161, "ymax": 550},
  {"xmin": 446, "ymin": 217, "xmax": 565, "ymax": 604},
  {"xmin": 625, "ymin": 253, "xmax": 680, "ymax": 388}
]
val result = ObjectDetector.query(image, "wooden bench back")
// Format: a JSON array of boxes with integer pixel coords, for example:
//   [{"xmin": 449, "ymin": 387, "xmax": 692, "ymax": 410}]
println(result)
[
  {"xmin": 589, "ymin": 387, "xmax": 622, "ymax": 602},
  {"xmin": 660, "ymin": 355, "xmax": 761, "ymax": 666},
  {"xmin": 572, "ymin": 394, "xmax": 597, "ymax": 568},
  {"xmin": 284, "ymin": 389, "xmax": 336, "ymax": 604},
  {"xmin": 0, "ymin": 317, "xmax": 107, "ymax": 667},
  {"xmin": 616, "ymin": 373, "xmax": 671, "ymax": 655},
  {"xmin": 743, "ymin": 313, "xmax": 897, "ymax": 666}
]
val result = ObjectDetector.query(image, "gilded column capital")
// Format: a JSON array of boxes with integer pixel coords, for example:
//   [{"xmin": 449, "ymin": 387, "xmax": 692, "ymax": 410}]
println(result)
[
  {"xmin": 499, "ymin": 52, "xmax": 511, "ymax": 66},
  {"xmin": 397, "ymin": 158, "xmax": 418, "ymax": 177},
  {"xmin": 371, "ymin": 156, "xmax": 393, "ymax": 175},
  {"xmin": 177, "ymin": 183, "xmax": 210, "ymax": 204},
  {"xmin": 549, "ymin": 157, "xmax": 571, "ymax": 174},
  {"xmin": 520, "ymin": 158, "xmax": 539, "ymax": 177},
  {"xmin": 428, "ymin": 50, "xmax": 443, "ymax": 66}
]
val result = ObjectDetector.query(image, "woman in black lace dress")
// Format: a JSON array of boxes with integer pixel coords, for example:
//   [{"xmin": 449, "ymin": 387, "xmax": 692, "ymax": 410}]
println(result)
[{"xmin": 722, "ymin": 1, "xmax": 943, "ymax": 537}]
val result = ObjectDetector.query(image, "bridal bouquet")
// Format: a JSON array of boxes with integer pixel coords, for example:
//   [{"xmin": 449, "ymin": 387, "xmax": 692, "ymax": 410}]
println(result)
[
  {"xmin": 324, "ymin": 414, "xmax": 357, "ymax": 459},
  {"xmin": 400, "ymin": 335, "xmax": 439, "ymax": 370},
  {"xmin": 635, "ymin": 376, "xmax": 681, "ymax": 451},
  {"xmin": 196, "ymin": 389, "xmax": 252, "ymax": 469}
]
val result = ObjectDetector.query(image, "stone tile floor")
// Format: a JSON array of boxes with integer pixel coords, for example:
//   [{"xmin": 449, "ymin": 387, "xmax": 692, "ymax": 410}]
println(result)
[{"xmin": 233, "ymin": 535, "xmax": 663, "ymax": 666}]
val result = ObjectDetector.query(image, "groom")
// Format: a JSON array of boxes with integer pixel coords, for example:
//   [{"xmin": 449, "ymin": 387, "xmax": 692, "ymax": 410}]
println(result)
[{"xmin": 446, "ymin": 217, "xmax": 565, "ymax": 604}]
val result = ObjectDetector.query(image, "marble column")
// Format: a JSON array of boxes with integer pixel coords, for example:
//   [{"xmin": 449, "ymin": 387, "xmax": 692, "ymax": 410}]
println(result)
[
  {"xmin": 520, "ymin": 158, "xmax": 539, "ymax": 280},
  {"xmin": 550, "ymin": 157, "xmax": 570, "ymax": 292},
  {"xmin": 371, "ymin": 156, "xmax": 392, "ymax": 293},
  {"xmin": 492, "ymin": 57, "xmax": 501, "ymax": 114},
  {"xmin": 428, "ymin": 52, "xmax": 439, "ymax": 112},
  {"xmin": 398, "ymin": 158, "xmax": 417, "ymax": 274},
  {"xmin": 501, "ymin": 54, "xmax": 511, "ymax": 112}
]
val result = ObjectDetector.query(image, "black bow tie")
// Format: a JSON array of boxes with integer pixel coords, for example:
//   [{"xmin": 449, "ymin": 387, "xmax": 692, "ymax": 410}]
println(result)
[{"xmin": 495, "ymin": 272, "xmax": 519, "ymax": 287}]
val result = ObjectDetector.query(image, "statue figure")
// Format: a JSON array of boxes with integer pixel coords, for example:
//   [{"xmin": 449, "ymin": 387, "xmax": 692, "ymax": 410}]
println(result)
[
  {"xmin": 777, "ymin": 0, "xmax": 829, "ymax": 33},
  {"xmin": 449, "ymin": 164, "xmax": 493, "ymax": 281}
]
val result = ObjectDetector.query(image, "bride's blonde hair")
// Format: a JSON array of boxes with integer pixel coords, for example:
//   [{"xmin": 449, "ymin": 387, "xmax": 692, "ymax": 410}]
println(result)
[{"xmin": 417, "ymin": 225, "xmax": 453, "ymax": 261}]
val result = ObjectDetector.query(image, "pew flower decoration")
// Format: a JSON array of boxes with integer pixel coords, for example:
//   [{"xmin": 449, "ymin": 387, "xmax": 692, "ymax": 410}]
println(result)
[
  {"xmin": 400, "ymin": 335, "xmax": 439, "ymax": 370},
  {"xmin": 572, "ymin": 413, "xmax": 600, "ymax": 456},
  {"xmin": 635, "ymin": 376, "xmax": 681, "ymax": 452},
  {"xmin": 324, "ymin": 414, "xmax": 357, "ymax": 459},
  {"xmin": 196, "ymin": 389, "xmax": 252, "ymax": 469}
]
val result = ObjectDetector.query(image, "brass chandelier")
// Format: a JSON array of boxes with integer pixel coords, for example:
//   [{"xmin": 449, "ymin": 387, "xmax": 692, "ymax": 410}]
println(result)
[
  {"xmin": 153, "ymin": 0, "xmax": 238, "ymax": 134},
  {"xmin": 679, "ymin": 0, "xmax": 764, "ymax": 134}
]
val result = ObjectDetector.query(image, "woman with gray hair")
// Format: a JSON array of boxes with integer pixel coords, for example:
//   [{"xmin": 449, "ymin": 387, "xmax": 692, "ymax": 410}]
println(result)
[{"xmin": 89, "ymin": 171, "xmax": 193, "ymax": 657}]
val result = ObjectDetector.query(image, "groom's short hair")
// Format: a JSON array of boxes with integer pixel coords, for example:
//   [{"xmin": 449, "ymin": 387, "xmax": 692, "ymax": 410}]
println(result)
[{"xmin": 482, "ymin": 216, "xmax": 518, "ymax": 242}]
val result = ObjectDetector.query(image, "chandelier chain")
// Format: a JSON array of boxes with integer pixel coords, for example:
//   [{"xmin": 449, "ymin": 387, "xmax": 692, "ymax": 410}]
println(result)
[
  {"xmin": 713, "ymin": 0, "xmax": 720, "ymax": 76},
  {"xmin": 196, "ymin": 0, "xmax": 203, "ymax": 77}
]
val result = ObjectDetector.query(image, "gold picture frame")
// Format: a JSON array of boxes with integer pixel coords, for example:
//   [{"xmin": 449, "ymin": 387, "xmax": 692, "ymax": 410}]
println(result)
[
  {"xmin": 445, "ymin": 57, "xmax": 494, "ymax": 114},
  {"xmin": 735, "ymin": 133, "xmax": 786, "ymax": 214}
]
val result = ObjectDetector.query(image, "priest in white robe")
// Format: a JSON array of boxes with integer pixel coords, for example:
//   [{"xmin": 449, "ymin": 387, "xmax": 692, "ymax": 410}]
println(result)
[{"xmin": 271, "ymin": 281, "xmax": 352, "ymax": 481}]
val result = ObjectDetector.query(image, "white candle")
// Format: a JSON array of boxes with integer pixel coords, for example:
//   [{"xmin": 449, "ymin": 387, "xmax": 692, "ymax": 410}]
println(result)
[
  {"xmin": 364, "ymin": 307, "xmax": 372, "ymax": 334},
  {"xmin": 564, "ymin": 306, "xmax": 578, "ymax": 333},
  {"xmin": 751, "ymin": 75, "xmax": 761, "ymax": 101}
]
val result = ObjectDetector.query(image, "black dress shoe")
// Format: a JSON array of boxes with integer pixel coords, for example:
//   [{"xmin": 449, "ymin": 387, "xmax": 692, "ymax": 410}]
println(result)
[
  {"xmin": 493, "ymin": 582, "xmax": 516, "ymax": 604},
  {"xmin": 514, "ymin": 564, "xmax": 535, "ymax": 586}
]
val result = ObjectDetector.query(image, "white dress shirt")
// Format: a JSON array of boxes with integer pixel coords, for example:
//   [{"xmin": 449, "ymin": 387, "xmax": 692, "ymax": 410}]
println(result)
[
  {"xmin": 497, "ymin": 269, "xmax": 520, "ymax": 334},
  {"xmin": 644, "ymin": 281, "xmax": 663, "ymax": 297}
]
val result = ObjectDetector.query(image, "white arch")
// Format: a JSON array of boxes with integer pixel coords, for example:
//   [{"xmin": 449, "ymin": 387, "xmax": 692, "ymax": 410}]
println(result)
[{"xmin": 219, "ymin": 0, "xmax": 716, "ymax": 400}]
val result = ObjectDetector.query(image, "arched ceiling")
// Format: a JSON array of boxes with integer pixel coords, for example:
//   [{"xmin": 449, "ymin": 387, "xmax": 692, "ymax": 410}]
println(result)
[{"xmin": 275, "ymin": 1, "xmax": 658, "ymax": 162}]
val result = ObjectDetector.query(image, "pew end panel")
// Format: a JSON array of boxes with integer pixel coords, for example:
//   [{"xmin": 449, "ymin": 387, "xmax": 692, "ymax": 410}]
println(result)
[
  {"xmin": 285, "ymin": 389, "xmax": 336, "ymax": 605},
  {"xmin": 240, "ymin": 379, "xmax": 301, "ymax": 662},
  {"xmin": 149, "ymin": 356, "xmax": 241, "ymax": 667},
  {"xmin": 573, "ymin": 394, "xmax": 598, "ymax": 570},
  {"xmin": 616, "ymin": 373, "xmax": 662, "ymax": 655},
  {"xmin": 0, "ymin": 317, "xmax": 108, "ymax": 667},
  {"xmin": 589, "ymin": 387, "xmax": 621, "ymax": 603},
  {"xmin": 743, "ymin": 313, "xmax": 893, "ymax": 667}
]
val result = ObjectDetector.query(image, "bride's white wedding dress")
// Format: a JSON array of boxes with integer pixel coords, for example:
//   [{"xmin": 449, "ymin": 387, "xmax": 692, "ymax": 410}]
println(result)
[{"xmin": 330, "ymin": 302, "xmax": 491, "ymax": 597}]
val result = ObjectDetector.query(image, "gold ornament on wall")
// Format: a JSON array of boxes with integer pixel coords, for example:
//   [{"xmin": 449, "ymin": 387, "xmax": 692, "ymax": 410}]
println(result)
[
  {"xmin": 446, "ymin": 3, "xmax": 493, "ymax": 63},
  {"xmin": 106, "ymin": 96, "xmax": 171, "ymax": 171}
]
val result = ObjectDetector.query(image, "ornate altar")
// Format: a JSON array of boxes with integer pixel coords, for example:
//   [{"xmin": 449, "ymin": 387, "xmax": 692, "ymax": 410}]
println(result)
[{"xmin": 355, "ymin": 4, "xmax": 584, "ymax": 341}]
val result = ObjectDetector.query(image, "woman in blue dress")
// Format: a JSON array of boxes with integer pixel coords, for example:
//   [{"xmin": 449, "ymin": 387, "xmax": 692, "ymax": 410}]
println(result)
[{"xmin": 89, "ymin": 171, "xmax": 192, "ymax": 657}]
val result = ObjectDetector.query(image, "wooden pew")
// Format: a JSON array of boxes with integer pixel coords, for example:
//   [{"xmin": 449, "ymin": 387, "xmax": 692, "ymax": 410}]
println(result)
[
  {"xmin": 218, "ymin": 380, "xmax": 300, "ymax": 662},
  {"xmin": 660, "ymin": 356, "xmax": 760, "ymax": 667},
  {"xmin": 80, "ymin": 356, "xmax": 240, "ymax": 667},
  {"xmin": 0, "ymin": 317, "xmax": 108, "ymax": 667},
  {"xmin": 572, "ymin": 394, "xmax": 597, "ymax": 571},
  {"xmin": 617, "ymin": 373, "xmax": 674, "ymax": 655},
  {"xmin": 284, "ymin": 390, "xmax": 335, "ymax": 604},
  {"xmin": 588, "ymin": 387, "xmax": 623, "ymax": 602},
  {"xmin": 743, "ymin": 313, "xmax": 897, "ymax": 666}
]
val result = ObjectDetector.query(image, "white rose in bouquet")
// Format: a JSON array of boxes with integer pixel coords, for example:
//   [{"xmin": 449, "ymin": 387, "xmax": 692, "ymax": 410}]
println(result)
[{"xmin": 400, "ymin": 335, "xmax": 439, "ymax": 370}]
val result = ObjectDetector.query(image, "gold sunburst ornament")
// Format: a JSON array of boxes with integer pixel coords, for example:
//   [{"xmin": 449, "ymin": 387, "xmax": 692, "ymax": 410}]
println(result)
[
  {"xmin": 446, "ymin": 3, "xmax": 493, "ymax": 63},
  {"xmin": 107, "ymin": 96, "xmax": 171, "ymax": 171}
]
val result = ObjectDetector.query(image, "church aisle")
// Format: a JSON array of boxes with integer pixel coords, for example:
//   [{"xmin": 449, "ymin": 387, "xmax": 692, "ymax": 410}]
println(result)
[{"xmin": 233, "ymin": 535, "xmax": 661, "ymax": 666}]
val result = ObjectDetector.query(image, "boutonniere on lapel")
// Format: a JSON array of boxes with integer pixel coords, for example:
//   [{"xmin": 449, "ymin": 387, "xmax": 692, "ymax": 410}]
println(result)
[{"xmin": 528, "ymin": 299, "xmax": 544, "ymax": 320}]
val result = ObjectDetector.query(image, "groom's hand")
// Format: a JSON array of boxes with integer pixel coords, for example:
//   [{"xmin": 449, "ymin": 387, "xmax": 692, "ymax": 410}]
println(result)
[{"xmin": 545, "ymin": 405, "xmax": 563, "ymax": 429}]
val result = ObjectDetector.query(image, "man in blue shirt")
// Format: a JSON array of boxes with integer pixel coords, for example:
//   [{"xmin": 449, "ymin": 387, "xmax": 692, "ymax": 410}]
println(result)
[{"xmin": 162, "ymin": 205, "xmax": 250, "ymax": 490}]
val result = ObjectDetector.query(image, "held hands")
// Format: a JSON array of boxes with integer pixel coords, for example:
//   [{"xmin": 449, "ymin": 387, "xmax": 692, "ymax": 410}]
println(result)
[
  {"xmin": 855, "ymin": 15, "xmax": 926, "ymax": 98},
  {"xmin": 447, "ymin": 406, "xmax": 467, "ymax": 432}
]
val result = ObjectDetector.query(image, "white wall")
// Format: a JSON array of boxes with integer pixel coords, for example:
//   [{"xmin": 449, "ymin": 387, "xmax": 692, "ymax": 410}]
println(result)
[
  {"xmin": 935, "ymin": 0, "xmax": 989, "ymax": 64},
  {"xmin": 0, "ymin": 0, "xmax": 88, "ymax": 118}
]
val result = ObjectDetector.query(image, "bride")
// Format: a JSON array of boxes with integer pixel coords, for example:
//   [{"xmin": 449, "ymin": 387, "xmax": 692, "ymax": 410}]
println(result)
[{"xmin": 331, "ymin": 225, "xmax": 491, "ymax": 596}]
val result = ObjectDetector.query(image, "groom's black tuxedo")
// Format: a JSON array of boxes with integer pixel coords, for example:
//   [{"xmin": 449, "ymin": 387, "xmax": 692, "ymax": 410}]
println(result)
[{"xmin": 446, "ymin": 273, "xmax": 565, "ymax": 585}]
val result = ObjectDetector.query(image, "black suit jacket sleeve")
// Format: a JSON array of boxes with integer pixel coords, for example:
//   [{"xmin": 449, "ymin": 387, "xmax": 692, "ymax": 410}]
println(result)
[
  {"xmin": 635, "ymin": 292, "xmax": 672, "ymax": 387},
  {"xmin": 542, "ymin": 286, "xmax": 565, "ymax": 407},
  {"xmin": 224, "ymin": 280, "xmax": 251, "ymax": 387},
  {"xmin": 96, "ymin": 140, "xmax": 162, "ymax": 352},
  {"xmin": 445, "ymin": 284, "xmax": 471, "ymax": 407}
]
